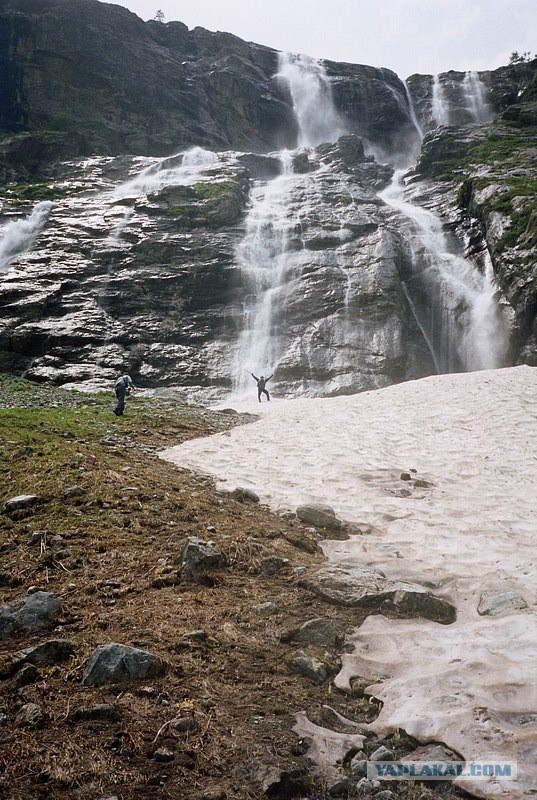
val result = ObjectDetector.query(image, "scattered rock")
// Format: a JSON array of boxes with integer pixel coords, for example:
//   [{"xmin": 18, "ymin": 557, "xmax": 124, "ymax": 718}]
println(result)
[
  {"xmin": 175, "ymin": 537, "xmax": 225, "ymax": 580},
  {"xmin": 400, "ymin": 472, "xmax": 412, "ymax": 481},
  {"xmin": 350, "ymin": 677, "xmax": 371, "ymax": 698},
  {"xmin": 301, "ymin": 564, "xmax": 456, "ymax": 623},
  {"xmin": 369, "ymin": 745, "xmax": 394, "ymax": 761},
  {"xmin": 414, "ymin": 479, "xmax": 433, "ymax": 488},
  {"xmin": 249, "ymin": 755, "xmax": 309, "ymax": 796},
  {"xmin": 63, "ymin": 486, "xmax": 85, "ymax": 497},
  {"xmin": 292, "ymin": 617, "xmax": 339, "ymax": 647},
  {"xmin": 355, "ymin": 777, "xmax": 377, "ymax": 794},
  {"xmin": 230, "ymin": 487, "xmax": 259, "ymax": 503},
  {"xmin": 252, "ymin": 601, "xmax": 278, "ymax": 616},
  {"xmin": 69, "ymin": 704, "xmax": 121, "ymax": 723},
  {"xmin": 180, "ymin": 630, "xmax": 208, "ymax": 644},
  {"xmin": 153, "ymin": 747, "xmax": 175, "ymax": 762},
  {"xmin": 283, "ymin": 529, "xmax": 320, "ymax": 553},
  {"xmin": 296, "ymin": 503, "xmax": 342, "ymax": 531},
  {"xmin": 287, "ymin": 651, "xmax": 328, "ymax": 684},
  {"xmin": 349, "ymin": 754, "xmax": 368, "ymax": 778},
  {"xmin": 201, "ymin": 788, "xmax": 226, "ymax": 800},
  {"xmin": 2, "ymin": 494, "xmax": 40, "ymax": 514},
  {"xmin": 0, "ymin": 591, "xmax": 60, "ymax": 639},
  {"xmin": 15, "ymin": 702, "xmax": 43, "ymax": 728},
  {"xmin": 260, "ymin": 556, "xmax": 288, "ymax": 575},
  {"xmin": 12, "ymin": 664, "xmax": 41, "ymax": 688},
  {"xmin": 12, "ymin": 639, "xmax": 75, "ymax": 669},
  {"xmin": 477, "ymin": 589, "xmax": 528, "ymax": 616},
  {"xmin": 328, "ymin": 776, "xmax": 353, "ymax": 796},
  {"xmin": 82, "ymin": 643, "xmax": 167, "ymax": 686}
]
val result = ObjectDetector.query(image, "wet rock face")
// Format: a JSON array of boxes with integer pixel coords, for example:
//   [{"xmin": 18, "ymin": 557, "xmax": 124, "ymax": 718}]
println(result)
[
  {"xmin": 0, "ymin": 139, "xmax": 435, "ymax": 401},
  {"xmin": 1, "ymin": 0, "xmax": 425, "ymax": 177},
  {"xmin": 413, "ymin": 113, "xmax": 537, "ymax": 366},
  {"xmin": 0, "ymin": 0, "xmax": 294, "ymax": 166}
]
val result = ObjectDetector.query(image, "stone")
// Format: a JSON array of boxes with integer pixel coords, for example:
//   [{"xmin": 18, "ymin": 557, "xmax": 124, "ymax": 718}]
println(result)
[
  {"xmin": 327, "ymin": 777, "xmax": 353, "ymax": 796},
  {"xmin": 283, "ymin": 529, "xmax": 320, "ymax": 553},
  {"xmin": 201, "ymin": 789, "xmax": 227, "ymax": 800},
  {"xmin": 12, "ymin": 664, "xmax": 41, "ymax": 688},
  {"xmin": 296, "ymin": 503, "xmax": 342, "ymax": 530},
  {"xmin": 369, "ymin": 745, "xmax": 394, "ymax": 761},
  {"xmin": 230, "ymin": 487, "xmax": 260, "ymax": 503},
  {"xmin": 181, "ymin": 630, "xmax": 208, "ymax": 644},
  {"xmin": 301, "ymin": 564, "xmax": 455, "ymax": 624},
  {"xmin": 249, "ymin": 755, "xmax": 309, "ymax": 796},
  {"xmin": 175, "ymin": 537, "xmax": 225, "ymax": 580},
  {"xmin": 12, "ymin": 639, "xmax": 75, "ymax": 669},
  {"xmin": 63, "ymin": 486, "xmax": 85, "ymax": 497},
  {"xmin": 2, "ymin": 495, "xmax": 40, "ymax": 513},
  {"xmin": 355, "ymin": 777, "xmax": 376, "ymax": 794},
  {"xmin": 349, "ymin": 755, "xmax": 368, "ymax": 778},
  {"xmin": 0, "ymin": 592, "xmax": 60, "ymax": 639},
  {"xmin": 252, "ymin": 601, "xmax": 278, "ymax": 616},
  {"xmin": 260, "ymin": 556, "xmax": 288, "ymax": 575},
  {"xmin": 68, "ymin": 704, "xmax": 121, "ymax": 723},
  {"xmin": 400, "ymin": 472, "xmax": 412, "ymax": 481},
  {"xmin": 287, "ymin": 651, "xmax": 328, "ymax": 684},
  {"xmin": 153, "ymin": 747, "xmax": 175, "ymax": 762},
  {"xmin": 15, "ymin": 702, "xmax": 43, "ymax": 728},
  {"xmin": 477, "ymin": 589, "xmax": 528, "ymax": 616},
  {"xmin": 82, "ymin": 643, "xmax": 167, "ymax": 686},
  {"xmin": 293, "ymin": 617, "xmax": 339, "ymax": 647}
]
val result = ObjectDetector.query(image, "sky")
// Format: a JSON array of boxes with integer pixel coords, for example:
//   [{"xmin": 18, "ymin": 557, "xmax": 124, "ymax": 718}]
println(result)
[{"xmin": 109, "ymin": 0, "xmax": 536, "ymax": 77}]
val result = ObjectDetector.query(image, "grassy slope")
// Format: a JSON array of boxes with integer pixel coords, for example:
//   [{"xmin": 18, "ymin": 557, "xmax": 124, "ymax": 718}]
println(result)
[{"xmin": 0, "ymin": 378, "xmax": 468, "ymax": 800}]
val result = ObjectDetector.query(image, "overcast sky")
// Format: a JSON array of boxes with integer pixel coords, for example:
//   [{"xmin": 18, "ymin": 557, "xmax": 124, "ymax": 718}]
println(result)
[{"xmin": 110, "ymin": 0, "xmax": 535, "ymax": 77}]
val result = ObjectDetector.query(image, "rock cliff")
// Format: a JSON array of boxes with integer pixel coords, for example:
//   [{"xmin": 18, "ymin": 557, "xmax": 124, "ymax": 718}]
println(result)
[{"xmin": 0, "ymin": 0, "xmax": 536, "ymax": 399}]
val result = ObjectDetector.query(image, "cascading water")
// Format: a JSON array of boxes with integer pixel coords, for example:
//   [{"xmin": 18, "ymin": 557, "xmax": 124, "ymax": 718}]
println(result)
[
  {"xmin": 232, "ymin": 152, "xmax": 298, "ymax": 393},
  {"xmin": 380, "ymin": 171, "xmax": 509, "ymax": 372},
  {"xmin": 276, "ymin": 53, "xmax": 345, "ymax": 147},
  {"xmin": 0, "ymin": 201, "xmax": 54, "ymax": 273},
  {"xmin": 431, "ymin": 74, "xmax": 451, "ymax": 126},
  {"xmin": 112, "ymin": 146, "xmax": 219, "ymax": 202},
  {"xmin": 232, "ymin": 53, "xmax": 345, "ymax": 396},
  {"xmin": 462, "ymin": 70, "xmax": 493, "ymax": 123}
]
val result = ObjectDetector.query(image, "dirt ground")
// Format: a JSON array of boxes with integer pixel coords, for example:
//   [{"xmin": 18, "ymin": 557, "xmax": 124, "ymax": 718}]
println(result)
[{"xmin": 0, "ymin": 378, "xmax": 472, "ymax": 800}]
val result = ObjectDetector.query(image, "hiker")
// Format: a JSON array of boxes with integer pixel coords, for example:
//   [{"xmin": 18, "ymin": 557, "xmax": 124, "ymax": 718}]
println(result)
[
  {"xmin": 114, "ymin": 374, "xmax": 134, "ymax": 416},
  {"xmin": 251, "ymin": 372, "xmax": 273, "ymax": 403}
]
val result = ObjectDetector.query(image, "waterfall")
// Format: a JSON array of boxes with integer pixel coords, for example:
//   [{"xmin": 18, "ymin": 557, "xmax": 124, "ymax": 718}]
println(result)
[
  {"xmin": 0, "ymin": 201, "xmax": 54, "ymax": 273},
  {"xmin": 380, "ymin": 171, "xmax": 509, "ymax": 372},
  {"xmin": 462, "ymin": 71, "xmax": 493, "ymax": 123},
  {"xmin": 432, "ymin": 74, "xmax": 451, "ymax": 126},
  {"xmin": 232, "ymin": 53, "xmax": 345, "ymax": 396},
  {"xmin": 276, "ymin": 52, "xmax": 345, "ymax": 147},
  {"xmin": 403, "ymin": 80, "xmax": 423, "ymax": 141},
  {"xmin": 232, "ymin": 152, "xmax": 298, "ymax": 394}
]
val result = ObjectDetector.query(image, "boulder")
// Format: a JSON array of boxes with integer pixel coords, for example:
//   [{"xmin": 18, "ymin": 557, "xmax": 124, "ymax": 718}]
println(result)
[
  {"xmin": 11, "ymin": 639, "xmax": 75, "ymax": 671},
  {"xmin": 175, "ymin": 537, "xmax": 225, "ymax": 580},
  {"xmin": 15, "ymin": 702, "xmax": 43, "ymax": 728},
  {"xmin": 82, "ymin": 643, "xmax": 167, "ymax": 686},
  {"xmin": 296, "ymin": 504, "xmax": 342, "ymax": 531},
  {"xmin": 292, "ymin": 617, "xmax": 340, "ymax": 647},
  {"xmin": 477, "ymin": 589, "xmax": 528, "ymax": 616},
  {"xmin": 0, "ymin": 592, "xmax": 60, "ymax": 639},
  {"xmin": 301, "ymin": 563, "xmax": 455, "ymax": 623},
  {"xmin": 287, "ymin": 651, "xmax": 329, "ymax": 684},
  {"xmin": 2, "ymin": 495, "xmax": 40, "ymax": 513}
]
